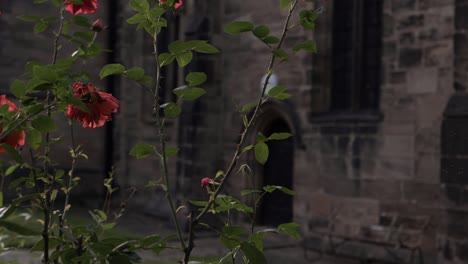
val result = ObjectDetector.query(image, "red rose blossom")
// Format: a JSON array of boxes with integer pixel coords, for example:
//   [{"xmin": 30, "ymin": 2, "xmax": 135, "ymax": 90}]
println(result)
[
  {"xmin": 66, "ymin": 82, "xmax": 119, "ymax": 128},
  {"xmin": 174, "ymin": 0, "xmax": 183, "ymax": 9},
  {"xmin": 0, "ymin": 95, "xmax": 25, "ymax": 153},
  {"xmin": 201, "ymin": 177, "xmax": 211, "ymax": 188},
  {"xmin": 159, "ymin": 0, "xmax": 183, "ymax": 9},
  {"xmin": 64, "ymin": 0, "xmax": 98, "ymax": 15}
]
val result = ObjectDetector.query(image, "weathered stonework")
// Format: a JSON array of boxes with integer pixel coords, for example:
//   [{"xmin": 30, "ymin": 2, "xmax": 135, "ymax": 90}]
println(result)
[{"xmin": 3, "ymin": 0, "xmax": 468, "ymax": 262}]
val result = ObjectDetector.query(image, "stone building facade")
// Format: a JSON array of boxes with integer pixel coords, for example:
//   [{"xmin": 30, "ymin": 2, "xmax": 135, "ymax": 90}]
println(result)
[{"xmin": 2, "ymin": 0, "xmax": 468, "ymax": 263}]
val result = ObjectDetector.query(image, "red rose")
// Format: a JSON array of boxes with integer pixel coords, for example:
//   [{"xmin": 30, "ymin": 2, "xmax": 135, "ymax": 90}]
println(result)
[
  {"xmin": 174, "ymin": 0, "xmax": 183, "ymax": 9},
  {"xmin": 0, "ymin": 95, "xmax": 25, "ymax": 153},
  {"xmin": 66, "ymin": 82, "xmax": 119, "ymax": 128},
  {"xmin": 64, "ymin": 0, "xmax": 98, "ymax": 15},
  {"xmin": 159, "ymin": 0, "xmax": 182, "ymax": 9},
  {"xmin": 201, "ymin": 177, "xmax": 211, "ymax": 188}
]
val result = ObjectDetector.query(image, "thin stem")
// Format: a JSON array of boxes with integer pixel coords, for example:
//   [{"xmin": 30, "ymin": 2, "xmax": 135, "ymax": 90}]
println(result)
[
  {"xmin": 195, "ymin": 0, "xmax": 299, "ymax": 223},
  {"xmin": 42, "ymin": 6, "xmax": 65, "ymax": 263},
  {"xmin": 61, "ymin": 122, "xmax": 77, "ymax": 225},
  {"xmin": 152, "ymin": 25, "xmax": 187, "ymax": 253},
  {"xmin": 184, "ymin": 1, "xmax": 300, "ymax": 261}
]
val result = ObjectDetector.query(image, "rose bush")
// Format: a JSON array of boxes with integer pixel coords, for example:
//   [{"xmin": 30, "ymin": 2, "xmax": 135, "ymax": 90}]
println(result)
[{"xmin": 0, "ymin": 0, "xmax": 318, "ymax": 263}]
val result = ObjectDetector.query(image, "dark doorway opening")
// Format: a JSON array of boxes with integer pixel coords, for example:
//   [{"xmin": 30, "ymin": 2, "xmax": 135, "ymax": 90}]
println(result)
[{"xmin": 260, "ymin": 118, "xmax": 294, "ymax": 226}]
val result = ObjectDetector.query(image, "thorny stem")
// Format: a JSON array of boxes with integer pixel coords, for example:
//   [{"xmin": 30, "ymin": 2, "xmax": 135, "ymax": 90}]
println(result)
[
  {"xmin": 60, "ymin": 122, "xmax": 77, "ymax": 231},
  {"xmin": 184, "ymin": 1, "xmax": 300, "ymax": 262},
  {"xmin": 152, "ymin": 23, "xmax": 187, "ymax": 255},
  {"xmin": 42, "ymin": 7, "xmax": 65, "ymax": 263}
]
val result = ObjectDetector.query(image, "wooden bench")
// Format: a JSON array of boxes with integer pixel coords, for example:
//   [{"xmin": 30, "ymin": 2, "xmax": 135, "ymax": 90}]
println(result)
[{"xmin": 302, "ymin": 210, "xmax": 430, "ymax": 264}]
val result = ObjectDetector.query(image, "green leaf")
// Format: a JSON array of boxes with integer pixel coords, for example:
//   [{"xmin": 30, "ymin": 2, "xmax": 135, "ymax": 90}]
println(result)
[
  {"xmin": 34, "ymin": 22, "xmax": 48, "ymax": 33},
  {"xmin": 224, "ymin": 226, "xmax": 245, "ymax": 236},
  {"xmin": 292, "ymin": 40, "xmax": 317, "ymax": 53},
  {"xmin": 173, "ymin": 86, "xmax": 206, "ymax": 101},
  {"xmin": 0, "ymin": 219, "xmax": 40, "ymax": 236},
  {"xmin": 161, "ymin": 102, "xmax": 182, "ymax": 118},
  {"xmin": 256, "ymin": 132, "xmax": 268, "ymax": 143},
  {"xmin": 253, "ymin": 25, "xmax": 270, "ymax": 39},
  {"xmin": 129, "ymin": 0, "xmax": 149, "ymax": 12},
  {"xmin": 263, "ymin": 36, "xmax": 280, "ymax": 44},
  {"xmin": 241, "ymin": 102, "xmax": 257, "ymax": 113},
  {"xmin": 220, "ymin": 235, "xmax": 240, "ymax": 250},
  {"xmin": 148, "ymin": 7, "xmax": 165, "ymax": 21},
  {"xmin": 73, "ymin": 31, "xmax": 95, "ymax": 42},
  {"xmin": 168, "ymin": 40, "xmax": 189, "ymax": 54},
  {"xmin": 33, "ymin": 65, "xmax": 57, "ymax": 83},
  {"xmin": 100, "ymin": 64, "xmax": 126, "ymax": 79},
  {"xmin": 129, "ymin": 143, "xmax": 156, "ymax": 159},
  {"xmin": 5, "ymin": 164, "xmax": 20, "ymax": 177},
  {"xmin": 277, "ymin": 222, "xmax": 301, "ymax": 239},
  {"xmin": 127, "ymin": 13, "xmax": 147, "ymax": 24},
  {"xmin": 164, "ymin": 146, "xmax": 179, "ymax": 157},
  {"xmin": 141, "ymin": 235, "xmax": 161, "ymax": 248},
  {"xmin": 280, "ymin": 0, "xmax": 294, "ymax": 9},
  {"xmin": 249, "ymin": 233, "xmax": 265, "ymax": 251},
  {"xmin": 71, "ymin": 16, "xmax": 92, "ymax": 27},
  {"xmin": 159, "ymin": 53, "xmax": 175, "ymax": 67},
  {"xmin": 191, "ymin": 41, "xmax": 220, "ymax": 54},
  {"xmin": 299, "ymin": 9, "xmax": 318, "ymax": 30},
  {"xmin": 17, "ymin": 15, "xmax": 42, "ymax": 22},
  {"xmin": 10, "ymin": 80, "xmax": 27, "ymax": 98},
  {"xmin": 125, "ymin": 67, "xmax": 145, "ymax": 80},
  {"xmin": 254, "ymin": 142, "xmax": 269, "ymax": 165},
  {"xmin": 241, "ymin": 189, "xmax": 262, "ymax": 196},
  {"xmin": 31, "ymin": 238, "xmax": 62, "ymax": 251},
  {"xmin": 31, "ymin": 115, "xmax": 56, "ymax": 132},
  {"xmin": 241, "ymin": 144, "xmax": 254, "ymax": 153},
  {"xmin": 268, "ymin": 132, "xmax": 292, "ymax": 140},
  {"xmin": 185, "ymin": 72, "xmax": 207, "ymax": 86},
  {"xmin": 272, "ymin": 48, "xmax": 288, "ymax": 59},
  {"xmin": 241, "ymin": 242, "xmax": 267, "ymax": 264},
  {"xmin": 224, "ymin": 21, "xmax": 254, "ymax": 34},
  {"xmin": 189, "ymin": 200, "xmax": 208, "ymax": 207},
  {"xmin": 175, "ymin": 51, "xmax": 193, "ymax": 67},
  {"xmin": 263, "ymin": 185, "xmax": 295, "ymax": 196},
  {"xmin": 1, "ymin": 144, "xmax": 23, "ymax": 163},
  {"xmin": 66, "ymin": 96, "xmax": 91, "ymax": 114},
  {"xmin": 267, "ymin": 85, "xmax": 287, "ymax": 97}
]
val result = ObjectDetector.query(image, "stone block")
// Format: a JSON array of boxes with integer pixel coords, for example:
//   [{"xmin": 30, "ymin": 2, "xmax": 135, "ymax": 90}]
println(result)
[
  {"xmin": 414, "ymin": 154, "xmax": 440, "ymax": 183},
  {"xmin": 319, "ymin": 157, "xmax": 347, "ymax": 179},
  {"xmin": 407, "ymin": 67, "xmax": 438, "ymax": 94},
  {"xmin": 379, "ymin": 135, "xmax": 415, "ymax": 158},
  {"xmin": 402, "ymin": 182, "xmax": 443, "ymax": 205},
  {"xmin": 397, "ymin": 14, "xmax": 424, "ymax": 30},
  {"xmin": 392, "ymin": 0, "xmax": 416, "ymax": 12},
  {"xmin": 399, "ymin": 47, "xmax": 423, "ymax": 67},
  {"xmin": 360, "ymin": 179, "xmax": 403, "ymax": 202},
  {"xmin": 376, "ymin": 158, "xmax": 415, "ymax": 180},
  {"xmin": 425, "ymin": 44, "xmax": 453, "ymax": 67}
]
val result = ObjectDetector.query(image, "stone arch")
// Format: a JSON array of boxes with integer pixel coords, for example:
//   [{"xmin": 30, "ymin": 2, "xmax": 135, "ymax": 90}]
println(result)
[{"xmin": 248, "ymin": 101, "xmax": 302, "ymax": 226}]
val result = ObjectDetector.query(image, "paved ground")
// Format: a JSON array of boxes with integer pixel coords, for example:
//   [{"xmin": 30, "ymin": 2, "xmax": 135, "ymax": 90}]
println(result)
[{"xmin": 0, "ymin": 208, "xmax": 360, "ymax": 264}]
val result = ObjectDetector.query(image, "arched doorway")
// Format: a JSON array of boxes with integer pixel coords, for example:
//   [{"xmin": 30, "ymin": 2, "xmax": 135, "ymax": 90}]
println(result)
[{"xmin": 259, "ymin": 118, "xmax": 294, "ymax": 226}]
